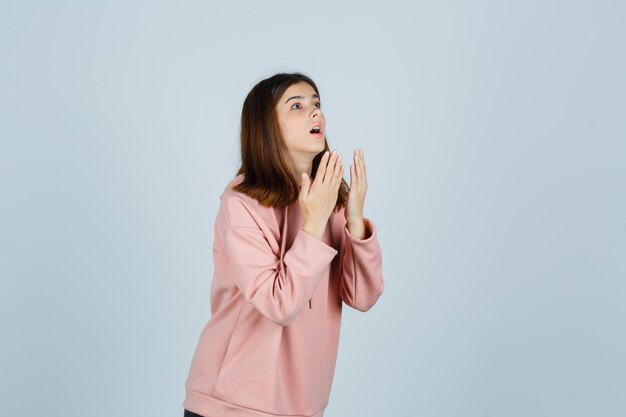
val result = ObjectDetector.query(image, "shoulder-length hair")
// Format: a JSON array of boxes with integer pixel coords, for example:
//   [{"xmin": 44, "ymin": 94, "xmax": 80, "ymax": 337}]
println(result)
[{"xmin": 232, "ymin": 72, "xmax": 349, "ymax": 211}]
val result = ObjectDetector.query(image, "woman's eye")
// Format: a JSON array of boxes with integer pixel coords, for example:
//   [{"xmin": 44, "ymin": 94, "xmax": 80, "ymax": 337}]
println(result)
[{"xmin": 291, "ymin": 102, "xmax": 322, "ymax": 110}]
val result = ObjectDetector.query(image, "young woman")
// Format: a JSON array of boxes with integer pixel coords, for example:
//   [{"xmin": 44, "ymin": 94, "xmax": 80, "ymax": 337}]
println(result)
[{"xmin": 183, "ymin": 72, "xmax": 384, "ymax": 417}]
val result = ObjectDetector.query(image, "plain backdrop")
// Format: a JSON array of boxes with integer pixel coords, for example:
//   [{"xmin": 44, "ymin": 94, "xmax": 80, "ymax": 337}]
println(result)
[{"xmin": 1, "ymin": 1, "xmax": 625, "ymax": 416}]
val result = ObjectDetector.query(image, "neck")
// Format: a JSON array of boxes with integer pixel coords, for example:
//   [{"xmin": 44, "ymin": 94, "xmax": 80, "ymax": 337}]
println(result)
[{"xmin": 287, "ymin": 152, "xmax": 315, "ymax": 187}]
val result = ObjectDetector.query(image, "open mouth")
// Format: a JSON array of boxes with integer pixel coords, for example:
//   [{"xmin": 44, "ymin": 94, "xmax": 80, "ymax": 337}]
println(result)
[{"xmin": 309, "ymin": 126, "xmax": 322, "ymax": 135}]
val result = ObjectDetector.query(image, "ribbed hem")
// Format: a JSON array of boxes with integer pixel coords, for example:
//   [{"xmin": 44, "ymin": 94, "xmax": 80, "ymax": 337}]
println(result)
[{"xmin": 184, "ymin": 387, "xmax": 326, "ymax": 417}]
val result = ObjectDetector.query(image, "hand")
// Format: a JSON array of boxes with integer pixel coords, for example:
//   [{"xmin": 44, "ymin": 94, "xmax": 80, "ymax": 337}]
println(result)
[
  {"xmin": 345, "ymin": 148, "xmax": 367, "ymax": 225},
  {"xmin": 299, "ymin": 150, "xmax": 344, "ymax": 234}
]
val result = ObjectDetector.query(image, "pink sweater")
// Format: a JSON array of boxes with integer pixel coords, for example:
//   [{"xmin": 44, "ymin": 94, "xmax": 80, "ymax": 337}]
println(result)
[{"xmin": 183, "ymin": 174, "xmax": 384, "ymax": 417}]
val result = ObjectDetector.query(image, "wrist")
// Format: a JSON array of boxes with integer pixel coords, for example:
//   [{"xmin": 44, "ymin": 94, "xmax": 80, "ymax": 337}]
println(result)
[
  {"xmin": 347, "ymin": 217, "xmax": 364, "ymax": 228},
  {"xmin": 302, "ymin": 219, "xmax": 326, "ymax": 241},
  {"xmin": 346, "ymin": 218, "xmax": 366, "ymax": 239}
]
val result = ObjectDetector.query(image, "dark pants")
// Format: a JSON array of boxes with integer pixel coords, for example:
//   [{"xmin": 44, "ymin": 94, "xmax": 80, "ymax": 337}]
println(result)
[{"xmin": 184, "ymin": 409, "xmax": 204, "ymax": 417}]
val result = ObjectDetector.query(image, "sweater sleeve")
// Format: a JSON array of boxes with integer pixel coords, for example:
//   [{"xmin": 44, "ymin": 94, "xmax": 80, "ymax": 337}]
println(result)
[
  {"xmin": 339, "ymin": 217, "xmax": 385, "ymax": 312},
  {"xmin": 221, "ymin": 195, "xmax": 339, "ymax": 326}
]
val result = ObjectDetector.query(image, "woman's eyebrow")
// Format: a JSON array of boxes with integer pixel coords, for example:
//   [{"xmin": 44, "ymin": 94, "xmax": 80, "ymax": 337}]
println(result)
[{"xmin": 285, "ymin": 93, "xmax": 319, "ymax": 104}]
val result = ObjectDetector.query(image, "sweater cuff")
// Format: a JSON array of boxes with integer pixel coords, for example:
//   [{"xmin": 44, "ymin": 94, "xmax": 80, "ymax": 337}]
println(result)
[{"xmin": 344, "ymin": 217, "xmax": 377, "ymax": 243}]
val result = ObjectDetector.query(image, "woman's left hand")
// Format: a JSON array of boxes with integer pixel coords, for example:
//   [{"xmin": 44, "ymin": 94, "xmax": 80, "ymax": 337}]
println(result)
[{"xmin": 344, "ymin": 148, "xmax": 368, "ymax": 232}]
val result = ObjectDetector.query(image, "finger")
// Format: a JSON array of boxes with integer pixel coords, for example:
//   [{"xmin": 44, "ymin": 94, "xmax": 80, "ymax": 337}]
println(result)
[
  {"xmin": 349, "ymin": 163, "xmax": 354, "ymax": 189},
  {"xmin": 315, "ymin": 150, "xmax": 330, "ymax": 185},
  {"xmin": 332, "ymin": 154, "xmax": 343, "ymax": 188},
  {"xmin": 355, "ymin": 149, "xmax": 364, "ymax": 183},
  {"xmin": 359, "ymin": 149, "xmax": 367, "ymax": 177},
  {"xmin": 352, "ymin": 150, "xmax": 360, "ymax": 185},
  {"xmin": 360, "ymin": 150, "xmax": 367, "ymax": 187},
  {"xmin": 323, "ymin": 150, "xmax": 338, "ymax": 184}
]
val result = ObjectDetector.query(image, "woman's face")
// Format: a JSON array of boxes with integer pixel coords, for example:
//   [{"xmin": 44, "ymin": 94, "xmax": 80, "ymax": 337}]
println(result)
[{"xmin": 275, "ymin": 81, "xmax": 326, "ymax": 158}]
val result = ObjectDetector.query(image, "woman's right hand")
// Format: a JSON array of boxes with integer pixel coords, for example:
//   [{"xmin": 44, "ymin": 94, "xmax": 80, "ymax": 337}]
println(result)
[{"xmin": 299, "ymin": 150, "xmax": 343, "ymax": 239}]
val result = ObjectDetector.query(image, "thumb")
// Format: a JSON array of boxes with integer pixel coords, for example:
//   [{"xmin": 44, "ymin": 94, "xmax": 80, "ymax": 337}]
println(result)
[{"xmin": 300, "ymin": 172, "xmax": 310, "ymax": 196}]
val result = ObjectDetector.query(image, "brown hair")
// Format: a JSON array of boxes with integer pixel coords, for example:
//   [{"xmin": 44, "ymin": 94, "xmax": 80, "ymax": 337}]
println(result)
[{"xmin": 232, "ymin": 72, "xmax": 349, "ymax": 211}]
